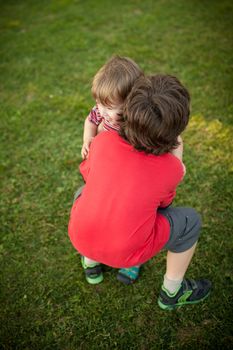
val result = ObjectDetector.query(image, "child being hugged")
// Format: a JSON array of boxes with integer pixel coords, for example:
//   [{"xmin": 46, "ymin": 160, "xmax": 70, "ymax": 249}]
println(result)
[
  {"xmin": 81, "ymin": 55, "xmax": 143, "ymax": 159},
  {"xmin": 69, "ymin": 74, "xmax": 211, "ymax": 310}
]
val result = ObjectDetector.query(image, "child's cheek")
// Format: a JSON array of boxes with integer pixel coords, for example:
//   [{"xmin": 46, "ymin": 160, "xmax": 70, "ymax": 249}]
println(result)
[{"xmin": 111, "ymin": 114, "xmax": 119, "ymax": 122}]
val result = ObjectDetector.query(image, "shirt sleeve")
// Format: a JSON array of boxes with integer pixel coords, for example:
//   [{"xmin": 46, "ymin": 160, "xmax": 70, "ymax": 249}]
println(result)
[{"xmin": 88, "ymin": 105, "xmax": 103, "ymax": 126}]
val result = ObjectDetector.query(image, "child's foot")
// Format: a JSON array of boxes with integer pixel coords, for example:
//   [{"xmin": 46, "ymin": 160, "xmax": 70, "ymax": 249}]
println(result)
[
  {"xmin": 117, "ymin": 266, "xmax": 140, "ymax": 285},
  {"xmin": 158, "ymin": 278, "xmax": 212, "ymax": 310},
  {"xmin": 81, "ymin": 256, "xmax": 103, "ymax": 284}
]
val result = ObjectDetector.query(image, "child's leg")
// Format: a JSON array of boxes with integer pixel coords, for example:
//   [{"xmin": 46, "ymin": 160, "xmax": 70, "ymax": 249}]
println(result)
[
  {"xmin": 159, "ymin": 243, "xmax": 211, "ymax": 310},
  {"xmin": 163, "ymin": 243, "xmax": 197, "ymax": 293},
  {"xmin": 81, "ymin": 256, "xmax": 103, "ymax": 285},
  {"xmin": 158, "ymin": 207, "xmax": 211, "ymax": 310},
  {"xmin": 166, "ymin": 242, "xmax": 197, "ymax": 281}
]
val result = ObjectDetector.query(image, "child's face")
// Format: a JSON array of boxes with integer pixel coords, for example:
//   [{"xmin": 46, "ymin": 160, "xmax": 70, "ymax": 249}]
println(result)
[{"xmin": 97, "ymin": 102, "xmax": 123, "ymax": 126}]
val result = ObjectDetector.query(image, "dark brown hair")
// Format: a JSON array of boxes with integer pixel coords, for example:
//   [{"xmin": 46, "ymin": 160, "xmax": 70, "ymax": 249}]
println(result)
[
  {"xmin": 119, "ymin": 74, "xmax": 190, "ymax": 155},
  {"xmin": 92, "ymin": 55, "xmax": 143, "ymax": 106}
]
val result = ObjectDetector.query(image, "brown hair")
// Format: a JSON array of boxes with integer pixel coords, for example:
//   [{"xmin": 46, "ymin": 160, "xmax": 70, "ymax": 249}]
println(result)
[
  {"xmin": 119, "ymin": 74, "xmax": 190, "ymax": 155},
  {"xmin": 92, "ymin": 55, "xmax": 143, "ymax": 107}
]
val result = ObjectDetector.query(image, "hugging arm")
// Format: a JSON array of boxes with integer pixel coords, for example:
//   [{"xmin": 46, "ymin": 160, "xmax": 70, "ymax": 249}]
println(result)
[{"xmin": 81, "ymin": 117, "xmax": 98, "ymax": 159}]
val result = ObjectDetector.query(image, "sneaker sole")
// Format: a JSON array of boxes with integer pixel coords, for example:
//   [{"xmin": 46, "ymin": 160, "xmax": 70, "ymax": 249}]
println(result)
[
  {"xmin": 158, "ymin": 290, "xmax": 211, "ymax": 310},
  {"xmin": 117, "ymin": 273, "xmax": 137, "ymax": 285},
  {"xmin": 86, "ymin": 274, "xmax": 104, "ymax": 285}
]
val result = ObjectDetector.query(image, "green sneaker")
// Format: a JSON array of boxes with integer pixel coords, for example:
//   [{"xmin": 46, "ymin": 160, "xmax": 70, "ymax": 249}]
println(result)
[
  {"xmin": 81, "ymin": 256, "xmax": 103, "ymax": 285},
  {"xmin": 158, "ymin": 278, "xmax": 212, "ymax": 310}
]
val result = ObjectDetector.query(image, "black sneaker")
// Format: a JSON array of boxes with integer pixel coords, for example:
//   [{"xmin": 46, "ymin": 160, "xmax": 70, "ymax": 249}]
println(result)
[{"xmin": 158, "ymin": 278, "xmax": 212, "ymax": 310}]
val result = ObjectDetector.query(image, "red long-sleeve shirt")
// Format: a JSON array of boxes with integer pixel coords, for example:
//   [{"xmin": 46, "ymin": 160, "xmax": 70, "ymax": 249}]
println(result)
[{"xmin": 68, "ymin": 131, "xmax": 184, "ymax": 268}]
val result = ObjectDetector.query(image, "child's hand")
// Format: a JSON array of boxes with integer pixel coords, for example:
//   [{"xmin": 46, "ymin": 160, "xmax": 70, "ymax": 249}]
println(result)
[
  {"xmin": 171, "ymin": 136, "xmax": 186, "ymax": 176},
  {"xmin": 81, "ymin": 138, "xmax": 94, "ymax": 159},
  {"xmin": 171, "ymin": 136, "xmax": 183, "ymax": 161}
]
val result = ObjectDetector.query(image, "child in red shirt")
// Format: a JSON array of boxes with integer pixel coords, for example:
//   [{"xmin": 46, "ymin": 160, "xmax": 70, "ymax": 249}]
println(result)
[{"xmin": 69, "ymin": 74, "xmax": 211, "ymax": 310}]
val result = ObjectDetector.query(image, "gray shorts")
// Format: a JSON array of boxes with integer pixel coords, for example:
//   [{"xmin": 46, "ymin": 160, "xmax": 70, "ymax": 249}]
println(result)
[
  {"xmin": 73, "ymin": 187, "xmax": 201, "ymax": 254},
  {"xmin": 73, "ymin": 186, "xmax": 85, "ymax": 202},
  {"xmin": 159, "ymin": 206, "xmax": 201, "ymax": 253}
]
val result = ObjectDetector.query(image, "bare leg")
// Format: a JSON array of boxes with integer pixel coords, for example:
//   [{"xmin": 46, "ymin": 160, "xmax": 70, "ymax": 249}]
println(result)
[
  {"xmin": 165, "ymin": 242, "xmax": 197, "ymax": 281},
  {"xmin": 159, "ymin": 242, "xmax": 211, "ymax": 309}
]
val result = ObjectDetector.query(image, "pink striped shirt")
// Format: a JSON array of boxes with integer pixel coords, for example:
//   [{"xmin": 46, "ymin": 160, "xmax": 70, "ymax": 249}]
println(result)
[{"xmin": 88, "ymin": 105, "xmax": 120, "ymax": 132}]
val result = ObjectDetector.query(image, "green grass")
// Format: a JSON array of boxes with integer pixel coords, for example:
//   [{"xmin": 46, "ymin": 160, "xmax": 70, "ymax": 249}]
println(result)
[{"xmin": 1, "ymin": 0, "xmax": 233, "ymax": 349}]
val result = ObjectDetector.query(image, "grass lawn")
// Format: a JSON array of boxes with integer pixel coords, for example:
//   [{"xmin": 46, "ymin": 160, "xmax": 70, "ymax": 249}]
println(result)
[{"xmin": 1, "ymin": 0, "xmax": 233, "ymax": 349}]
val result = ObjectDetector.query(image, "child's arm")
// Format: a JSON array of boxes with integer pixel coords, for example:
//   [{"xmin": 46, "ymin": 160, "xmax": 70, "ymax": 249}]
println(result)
[
  {"xmin": 160, "ymin": 137, "xmax": 186, "ymax": 209},
  {"xmin": 171, "ymin": 135, "xmax": 186, "ymax": 175},
  {"xmin": 171, "ymin": 135, "xmax": 183, "ymax": 161},
  {"xmin": 81, "ymin": 117, "xmax": 98, "ymax": 159},
  {"xmin": 97, "ymin": 120, "xmax": 104, "ymax": 134}
]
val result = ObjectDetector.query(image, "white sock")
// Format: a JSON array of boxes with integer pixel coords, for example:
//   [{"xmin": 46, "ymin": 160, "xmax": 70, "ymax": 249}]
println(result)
[
  {"xmin": 163, "ymin": 274, "xmax": 183, "ymax": 295},
  {"xmin": 84, "ymin": 257, "xmax": 99, "ymax": 266}
]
